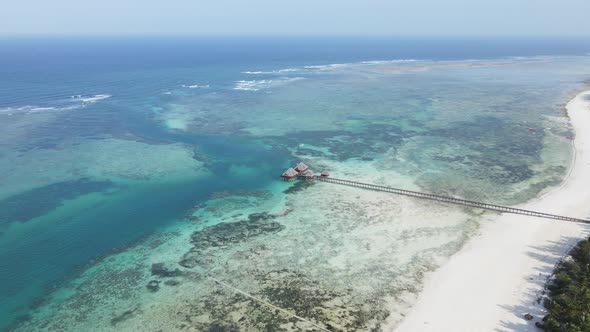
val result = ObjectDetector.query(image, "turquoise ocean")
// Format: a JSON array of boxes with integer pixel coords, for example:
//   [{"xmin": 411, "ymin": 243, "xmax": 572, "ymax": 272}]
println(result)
[{"xmin": 1, "ymin": 37, "xmax": 590, "ymax": 331}]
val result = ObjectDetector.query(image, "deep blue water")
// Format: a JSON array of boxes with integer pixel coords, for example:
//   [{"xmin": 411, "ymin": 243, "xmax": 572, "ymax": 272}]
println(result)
[
  {"xmin": 2, "ymin": 36, "xmax": 590, "ymax": 108},
  {"xmin": 1, "ymin": 37, "xmax": 590, "ymax": 330}
]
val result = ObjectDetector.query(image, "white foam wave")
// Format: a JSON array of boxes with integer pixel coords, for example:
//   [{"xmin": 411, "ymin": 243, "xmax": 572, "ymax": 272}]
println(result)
[
  {"xmin": 233, "ymin": 80, "xmax": 271, "ymax": 91},
  {"xmin": 303, "ymin": 63, "xmax": 349, "ymax": 70},
  {"xmin": 361, "ymin": 59, "xmax": 417, "ymax": 64},
  {"xmin": 302, "ymin": 60, "xmax": 419, "ymax": 71},
  {"xmin": 182, "ymin": 84, "xmax": 210, "ymax": 89},
  {"xmin": 1, "ymin": 94, "xmax": 111, "ymax": 115},
  {"xmin": 233, "ymin": 77, "xmax": 304, "ymax": 91},
  {"xmin": 0, "ymin": 105, "xmax": 72, "ymax": 115},
  {"xmin": 30, "ymin": 106, "xmax": 58, "ymax": 111},
  {"xmin": 71, "ymin": 94, "xmax": 112, "ymax": 103},
  {"xmin": 243, "ymin": 60, "xmax": 419, "ymax": 77},
  {"xmin": 242, "ymin": 68, "xmax": 299, "ymax": 75}
]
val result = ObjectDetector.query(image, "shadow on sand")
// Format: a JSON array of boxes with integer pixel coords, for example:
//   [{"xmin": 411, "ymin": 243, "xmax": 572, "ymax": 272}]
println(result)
[{"xmin": 496, "ymin": 223, "xmax": 590, "ymax": 332}]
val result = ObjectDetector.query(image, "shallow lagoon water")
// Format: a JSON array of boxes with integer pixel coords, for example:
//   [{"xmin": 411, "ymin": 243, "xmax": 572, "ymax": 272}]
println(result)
[{"xmin": 2, "ymin": 38, "xmax": 590, "ymax": 331}]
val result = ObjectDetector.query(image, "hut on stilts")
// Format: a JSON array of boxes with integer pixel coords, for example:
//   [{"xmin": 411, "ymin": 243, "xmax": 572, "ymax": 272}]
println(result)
[
  {"xmin": 280, "ymin": 161, "xmax": 327, "ymax": 181},
  {"xmin": 281, "ymin": 168, "xmax": 299, "ymax": 181},
  {"xmin": 294, "ymin": 162, "xmax": 309, "ymax": 173}
]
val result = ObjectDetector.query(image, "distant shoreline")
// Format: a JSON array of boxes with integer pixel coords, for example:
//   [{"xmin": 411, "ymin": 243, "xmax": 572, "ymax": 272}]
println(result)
[{"xmin": 393, "ymin": 90, "xmax": 590, "ymax": 331}]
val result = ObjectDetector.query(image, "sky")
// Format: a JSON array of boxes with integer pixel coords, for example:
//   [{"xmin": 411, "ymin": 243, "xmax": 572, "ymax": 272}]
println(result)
[{"xmin": 1, "ymin": 0, "xmax": 589, "ymax": 36}]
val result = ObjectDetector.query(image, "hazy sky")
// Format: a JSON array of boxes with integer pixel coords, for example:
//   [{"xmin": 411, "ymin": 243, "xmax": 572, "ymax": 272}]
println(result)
[{"xmin": 1, "ymin": 0, "xmax": 589, "ymax": 36}]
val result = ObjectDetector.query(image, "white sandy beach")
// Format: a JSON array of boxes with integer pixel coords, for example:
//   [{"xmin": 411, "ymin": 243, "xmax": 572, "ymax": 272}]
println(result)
[{"xmin": 394, "ymin": 91, "xmax": 590, "ymax": 332}]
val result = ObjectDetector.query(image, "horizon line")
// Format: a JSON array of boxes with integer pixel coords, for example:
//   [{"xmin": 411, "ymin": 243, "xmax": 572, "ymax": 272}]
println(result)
[{"xmin": 0, "ymin": 33, "xmax": 589, "ymax": 39}]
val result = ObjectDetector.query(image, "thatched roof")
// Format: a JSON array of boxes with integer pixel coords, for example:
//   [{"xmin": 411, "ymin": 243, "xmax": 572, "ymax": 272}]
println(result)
[
  {"xmin": 305, "ymin": 171, "xmax": 315, "ymax": 178},
  {"xmin": 282, "ymin": 168, "xmax": 298, "ymax": 177},
  {"xmin": 321, "ymin": 170, "xmax": 330, "ymax": 176},
  {"xmin": 295, "ymin": 162, "xmax": 309, "ymax": 172}
]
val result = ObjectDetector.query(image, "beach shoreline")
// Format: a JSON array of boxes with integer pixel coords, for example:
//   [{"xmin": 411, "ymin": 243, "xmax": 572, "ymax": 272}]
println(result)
[{"xmin": 393, "ymin": 90, "xmax": 590, "ymax": 332}]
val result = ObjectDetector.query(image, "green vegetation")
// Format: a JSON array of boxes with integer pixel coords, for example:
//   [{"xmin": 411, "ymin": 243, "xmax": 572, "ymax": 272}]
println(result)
[{"xmin": 542, "ymin": 237, "xmax": 590, "ymax": 331}]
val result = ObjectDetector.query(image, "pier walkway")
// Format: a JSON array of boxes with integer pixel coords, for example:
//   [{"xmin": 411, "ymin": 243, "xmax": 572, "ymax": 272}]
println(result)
[{"xmin": 312, "ymin": 176, "xmax": 590, "ymax": 224}]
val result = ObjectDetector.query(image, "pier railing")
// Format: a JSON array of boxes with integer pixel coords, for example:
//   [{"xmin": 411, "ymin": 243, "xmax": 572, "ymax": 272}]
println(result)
[{"xmin": 312, "ymin": 176, "xmax": 590, "ymax": 224}]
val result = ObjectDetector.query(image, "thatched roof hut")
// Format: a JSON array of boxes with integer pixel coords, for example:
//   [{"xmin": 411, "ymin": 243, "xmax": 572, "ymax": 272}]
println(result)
[
  {"xmin": 304, "ymin": 171, "xmax": 315, "ymax": 180},
  {"xmin": 294, "ymin": 162, "xmax": 309, "ymax": 173},
  {"xmin": 321, "ymin": 170, "xmax": 330, "ymax": 177},
  {"xmin": 281, "ymin": 168, "xmax": 299, "ymax": 180}
]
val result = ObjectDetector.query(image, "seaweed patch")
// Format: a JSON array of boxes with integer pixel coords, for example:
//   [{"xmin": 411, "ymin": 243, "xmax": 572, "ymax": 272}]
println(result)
[
  {"xmin": 111, "ymin": 306, "xmax": 142, "ymax": 326},
  {"xmin": 176, "ymin": 270, "xmax": 389, "ymax": 331},
  {"xmin": 179, "ymin": 212, "xmax": 284, "ymax": 269}
]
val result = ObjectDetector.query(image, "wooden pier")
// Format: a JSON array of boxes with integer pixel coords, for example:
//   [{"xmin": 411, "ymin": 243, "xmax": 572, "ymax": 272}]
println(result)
[{"xmin": 311, "ymin": 175, "xmax": 590, "ymax": 224}]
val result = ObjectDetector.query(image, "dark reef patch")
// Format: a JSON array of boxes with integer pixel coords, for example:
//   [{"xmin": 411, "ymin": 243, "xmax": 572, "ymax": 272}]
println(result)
[
  {"xmin": 255, "ymin": 270, "xmax": 390, "ymax": 331},
  {"xmin": 0, "ymin": 179, "xmax": 113, "ymax": 225},
  {"xmin": 427, "ymin": 116, "xmax": 543, "ymax": 185},
  {"xmin": 177, "ymin": 270, "xmax": 389, "ymax": 331},
  {"xmin": 184, "ymin": 190, "xmax": 274, "ymax": 223},
  {"xmin": 283, "ymin": 180, "xmax": 315, "ymax": 194},
  {"xmin": 151, "ymin": 263, "xmax": 183, "ymax": 278},
  {"xmin": 179, "ymin": 213, "xmax": 284, "ymax": 269},
  {"xmin": 146, "ymin": 280, "xmax": 160, "ymax": 292},
  {"xmin": 3, "ymin": 314, "xmax": 33, "ymax": 332},
  {"xmin": 164, "ymin": 279, "xmax": 180, "ymax": 286},
  {"xmin": 210, "ymin": 190, "xmax": 272, "ymax": 200},
  {"xmin": 276, "ymin": 123, "xmax": 412, "ymax": 161},
  {"xmin": 29, "ymin": 297, "xmax": 49, "ymax": 310},
  {"xmin": 111, "ymin": 306, "xmax": 142, "ymax": 326}
]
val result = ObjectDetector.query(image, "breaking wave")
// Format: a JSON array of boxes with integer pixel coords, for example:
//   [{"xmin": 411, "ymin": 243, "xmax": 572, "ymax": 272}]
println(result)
[
  {"xmin": 233, "ymin": 77, "xmax": 304, "ymax": 91},
  {"xmin": 182, "ymin": 84, "xmax": 210, "ymax": 89},
  {"xmin": 234, "ymin": 80, "xmax": 270, "ymax": 91},
  {"xmin": 242, "ymin": 68, "xmax": 299, "ymax": 75},
  {"xmin": 304, "ymin": 59, "xmax": 418, "ymax": 71},
  {"xmin": 70, "ymin": 94, "xmax": 112, "ymax": 103},
  {"xmin": 240, "ymin": 60, "xmax": 420, "ymax": 79},
  {"xmin": 0, "ymin": 94, "xmax": 111, "ymax": 115},
  {"xmin": 361, "ymin": 59, "xmax": 418, "ymax": 64},
  {"xmin": 303, "ymin": 63, "xmax": 350, "ymax": 70}
]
